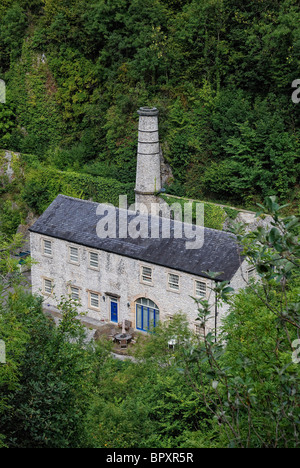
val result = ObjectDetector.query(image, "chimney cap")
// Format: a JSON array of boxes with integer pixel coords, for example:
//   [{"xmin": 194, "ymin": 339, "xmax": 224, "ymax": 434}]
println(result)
[{"xmin": 137, "ymin": 107, "xmax": 159, "ymax": 117}]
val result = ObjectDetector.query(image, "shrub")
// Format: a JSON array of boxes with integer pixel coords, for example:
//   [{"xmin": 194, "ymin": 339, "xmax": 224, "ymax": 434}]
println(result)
[{"xmin": 21, "ymin": 167, "xmax": 135, "ymax": 214}]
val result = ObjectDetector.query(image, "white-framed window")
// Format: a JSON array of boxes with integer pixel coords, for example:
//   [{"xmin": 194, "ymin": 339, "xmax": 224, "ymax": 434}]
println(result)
[
  {"xmin": 69, "ymin": 246, "xmax": 79, "ymax": 264},
  {"xmin": 69, "ymin": 286, "xmax": 80, "ymax": 302},
  {"xmin": 195, "ymin": 280, "xmax": 207, "ymax": 298},
  {"xmin": 247, "ymin": 267, "xmax": 256, "ymax": 281},
  {"xmin": 43, "ymin": 239, "xmax": 52, "ymax": 256},
  {"xmin": 194, "ymin": 323, "xmax": 205, "ymax": 339},
  {"xmin": 136, "ymin": 298, "xmax": 159, "ymax": 332},
  {"xmin": 141, "ymin": 266, "xmax": 153, "ymax": 285},
  {"xmin": 168, "ymin": 273, "xmax": 180, "ymax": 292},
  {"xmin": 43, "ymin": 278, "xmax": 53, "ymax": 295},
  {"xmin": 89, "ymin": 251, "xmax": 99, "ymax": 270},
  {"xmin": 88, "ymin": 291, "xmax": 101, "ymax": 310}
]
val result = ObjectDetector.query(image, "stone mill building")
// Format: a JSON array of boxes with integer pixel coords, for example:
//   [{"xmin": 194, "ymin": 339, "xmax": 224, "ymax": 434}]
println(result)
[{"xmin": 29, "ymin": 107, "xmax": 252, "ymax": 336}]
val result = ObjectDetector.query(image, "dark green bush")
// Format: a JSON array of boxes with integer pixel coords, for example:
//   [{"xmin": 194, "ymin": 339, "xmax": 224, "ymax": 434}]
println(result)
[{"xmin": 21, "ymin": 167, "xmax": 135, "ymax": 214}]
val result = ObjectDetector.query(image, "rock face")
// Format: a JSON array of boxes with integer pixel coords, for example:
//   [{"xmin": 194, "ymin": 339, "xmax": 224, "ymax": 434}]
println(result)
[
  {"xmin": 160, "ymin": 146, "xmax": 173, "ymax": 188},
  {"xmin": 237, "ymin": 211, "xmax": 274, "ymax": 232},
  {"xmin": 4, "ymin": 152, "xmax": 14, "ymax": 182},
  {"xmin": 0, "ymin": 79, "xmax": 5, "ymax": 104},
  {"xmin": 0, "ymin": 151, "xmax": 18, "ymax": 182},
  {"xmin": 17, "ymin": 212, "xmax": 39, "ymax": 252},
  {"xmin": 222, "ymin": 209, "xmax": 274, "ymax": 233}
]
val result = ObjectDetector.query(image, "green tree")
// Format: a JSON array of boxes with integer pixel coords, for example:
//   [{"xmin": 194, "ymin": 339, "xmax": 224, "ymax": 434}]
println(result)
[
  {"xmin": 0, "ymin": 3, "xmax": 27, "ymax": 69},
  {"xmin": 85, "ymin": 314, "xmax": 213, "ymax": 448},
  {"xmin": 182, "ymin": 197, "xmax": 300, "ymax": 447},
  {"xmin": 0, "ymin": 235, "xmax": 98, "ymax": 448},
  {"xmin": 0, "ymin": 104, "xmax": 15, "ymax": 148}
]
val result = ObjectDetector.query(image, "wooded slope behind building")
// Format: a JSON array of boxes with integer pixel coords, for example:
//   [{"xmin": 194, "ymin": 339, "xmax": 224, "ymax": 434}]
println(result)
[{"xmin": 0, "ymin": 0, "xmax": 299, "ymax": 212}]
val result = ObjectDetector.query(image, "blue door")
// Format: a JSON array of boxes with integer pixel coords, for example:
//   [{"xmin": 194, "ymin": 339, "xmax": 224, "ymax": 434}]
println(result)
[
  {"xmin": 111, "ymin": 300, "xmax": 118, "ymax": 323},
  {"xmin": 136, "ymin": 298, "xmax": 159, "ymax": 332}
]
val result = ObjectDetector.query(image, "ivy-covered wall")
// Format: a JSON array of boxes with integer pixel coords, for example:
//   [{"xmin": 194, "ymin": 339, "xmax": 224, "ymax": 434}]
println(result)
[{"xmin": 160, "ymin": 194, "xmax": 235, "ymax": 231}]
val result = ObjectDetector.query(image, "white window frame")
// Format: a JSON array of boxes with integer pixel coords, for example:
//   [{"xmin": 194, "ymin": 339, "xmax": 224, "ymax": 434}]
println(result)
[
  {"xmin": 88, "ymin": 251, "xmax": 99, "ymax": 270},
  {"xmin": 247, "ymin": 267, "xmax": 256, "ymax": 281},
  {"xmin": 140, "ymin": 265, "xmax": 153, "ymax": 285},
  {"xmin": 194, "ymin": 280, "xmax": 207, "ymax": 298},
  {"xmin": 42, "ymin": 238, "xmax": 53, "ymax": 257},
  {"xmin": 194, "ymin": 322, "xmax": 205, "ymax": 340},
  {"xmin": 43, "ymin": 277, "xmax": 54, "ymax": 295},
  {"xmin": 167, "ymin": 272, "xmax": 180, "ymax": 292},
  {"xmin": 68, "ymin": 245, "xmax": 79, "ymax": 265},
  {"xmin": 88, "ymin": 291, "xmax": 101, "ymax": 311},
  {"xmin": 69, "ymin": 285, "xmax": 81, "ymax": 302}
]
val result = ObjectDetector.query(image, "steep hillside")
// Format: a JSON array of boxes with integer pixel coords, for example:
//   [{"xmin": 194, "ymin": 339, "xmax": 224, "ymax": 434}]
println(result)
[{"xmin": 0, "ymin": 0, "xmax": 299, "ymax": 211}]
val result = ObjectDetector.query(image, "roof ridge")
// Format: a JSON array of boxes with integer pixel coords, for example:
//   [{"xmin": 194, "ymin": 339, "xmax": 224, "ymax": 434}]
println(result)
[
  {"xmin": 53, "ymin": 195, "xmax": 236, "ymax": 238},
  {"xmin": 29, "ymin": 195, "xmax": 242, "ymax": 282}
]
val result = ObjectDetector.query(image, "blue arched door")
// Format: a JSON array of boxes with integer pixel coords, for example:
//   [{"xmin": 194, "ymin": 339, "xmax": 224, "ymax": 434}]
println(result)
[{"xmin": 136, "ymin": 298, "xmax": 159, "ymax": 332}]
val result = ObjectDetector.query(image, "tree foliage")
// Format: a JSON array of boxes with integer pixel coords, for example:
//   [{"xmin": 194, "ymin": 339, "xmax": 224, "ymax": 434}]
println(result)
[
  {"xmin": 0, "ymin": 197, "xmax": 299, "ymax": 448},
  {"xmin": 0, "ymin": 236, "xmax": 100, "ymax": 448},
  {"xmin": 181, "ymin": 196, "xmax": 300, "ymax": 447},
  {"xmin": 0, "ymin": 0, "xmax": 300, "ymax": 449},
  {"xmin": 0, "ymin": 0, "xmax": 299, "ymax": 209}
]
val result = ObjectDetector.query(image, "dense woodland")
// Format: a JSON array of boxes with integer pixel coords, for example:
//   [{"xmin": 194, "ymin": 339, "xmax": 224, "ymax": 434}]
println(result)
[
  {"xmin": 0, "ymin": 0, "xmax": 299, "ymax": 215},
  {"xmin": 0, "ymin": 0, "xmax": 300, "ymax": 449}
]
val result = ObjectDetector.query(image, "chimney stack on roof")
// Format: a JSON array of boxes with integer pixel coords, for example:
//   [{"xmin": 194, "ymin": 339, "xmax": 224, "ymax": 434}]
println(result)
[{"xmin": 135, "ymin": 107, "xmax": 162, "ymax": 213}]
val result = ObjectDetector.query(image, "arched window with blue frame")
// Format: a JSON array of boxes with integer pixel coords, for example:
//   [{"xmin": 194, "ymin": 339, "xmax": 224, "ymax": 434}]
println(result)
[{"xmin": 136, "ymin": 298, "xmax": 159, "ymax": 332}]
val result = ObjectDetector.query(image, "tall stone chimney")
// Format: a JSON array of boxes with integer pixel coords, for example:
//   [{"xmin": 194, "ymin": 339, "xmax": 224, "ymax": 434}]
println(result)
[{"xmin": 135, "ymin": 107, "xmax": 162, "ymax": 214}]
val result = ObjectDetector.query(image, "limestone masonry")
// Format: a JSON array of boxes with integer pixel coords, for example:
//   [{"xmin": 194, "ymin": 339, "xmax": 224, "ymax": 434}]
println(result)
[{"xmin": 29, "ymin": 107, "xmax": 253, "ymax": 335}]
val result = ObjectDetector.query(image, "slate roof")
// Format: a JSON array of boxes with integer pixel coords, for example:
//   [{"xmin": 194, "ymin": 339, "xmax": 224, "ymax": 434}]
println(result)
[{"xmin": 29, "ymin": 195, "xmax": 243, "ymax": 282}]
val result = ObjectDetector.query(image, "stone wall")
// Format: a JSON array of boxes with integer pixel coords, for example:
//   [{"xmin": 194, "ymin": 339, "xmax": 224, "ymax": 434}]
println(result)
[{"xmin": 30, "ymin": 232, "xmax": 249, "ymax": 334}]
